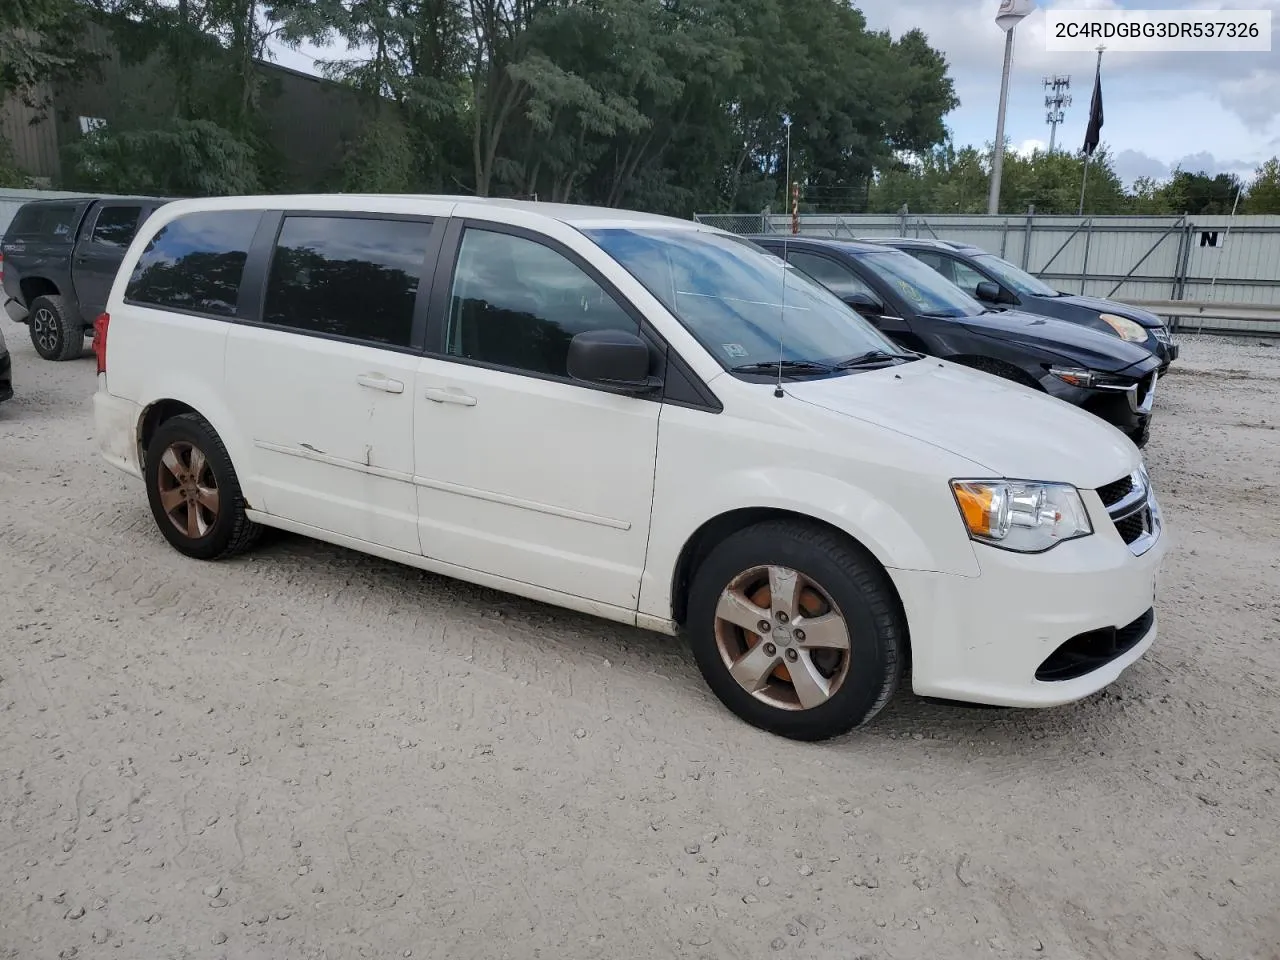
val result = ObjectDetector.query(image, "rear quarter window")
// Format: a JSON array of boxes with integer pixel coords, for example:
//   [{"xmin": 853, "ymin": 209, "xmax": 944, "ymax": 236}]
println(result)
[
  {"xmin": 6, "ymin": 203, "xmax": 82, "ymax": 240},
  {"xmin": 124, "ymin": 210, "xmax": 262, "ymax": 317}
]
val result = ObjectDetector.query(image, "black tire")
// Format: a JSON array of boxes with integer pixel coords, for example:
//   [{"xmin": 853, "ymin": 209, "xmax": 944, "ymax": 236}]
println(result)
[
  {"xmin": 144, "ymin": 412, "xmax": 262, "ymax": 560},
  {"xmin": 1128, "ymin": 421, "xmax": 1151, "ymax": 449},
  {"xmin": 953, "ymin": 355, "xmax": 1042, "ymax": 391},
  {"xmin": 686, "ymin": 519, "xmax": 905, "ymax": 741},
  {"xmin": 28, "ymin": 294, "xmax": 85, "ymax": 361}
]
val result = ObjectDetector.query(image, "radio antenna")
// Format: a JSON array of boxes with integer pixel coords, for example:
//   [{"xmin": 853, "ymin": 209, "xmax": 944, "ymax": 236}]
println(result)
[
  {"xmin": 776, "ymin": 237, "xmax": 788, "ymax": 399},
  {"xmin": 775, "ymin": 139, "xmax": 795, "ymax": 400}
]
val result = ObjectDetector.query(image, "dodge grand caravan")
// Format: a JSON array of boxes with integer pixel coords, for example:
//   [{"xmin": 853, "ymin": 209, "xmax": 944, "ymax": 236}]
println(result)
[{"xmin": 93, "ymin": 195, "xmax": 1167, "ymax": 741}]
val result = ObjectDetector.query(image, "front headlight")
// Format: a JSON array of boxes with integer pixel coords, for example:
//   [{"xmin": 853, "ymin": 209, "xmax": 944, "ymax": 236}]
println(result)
[
  {"xmin": 1047, "ymin": 366, "xmax": 1132, "ymax": 390},
  {"xmin": 1099, "ymin": 313, "xmax": 1148, "ymax": 343},
  {"xmin": 951, "ymin": 480, "xmax": 1093, "ymax": 553}
]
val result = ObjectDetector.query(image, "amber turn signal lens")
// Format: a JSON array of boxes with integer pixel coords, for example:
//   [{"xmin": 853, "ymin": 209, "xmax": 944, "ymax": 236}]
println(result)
[{"xmin": 952, "ymin": 483, "xmax": 995, "ymax": 537}]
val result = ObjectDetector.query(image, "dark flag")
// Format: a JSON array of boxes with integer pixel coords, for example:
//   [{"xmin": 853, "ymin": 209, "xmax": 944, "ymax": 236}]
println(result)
[{"xmin": 1083, "ymin": 59, "xmax": 1104, "ymax": 157}]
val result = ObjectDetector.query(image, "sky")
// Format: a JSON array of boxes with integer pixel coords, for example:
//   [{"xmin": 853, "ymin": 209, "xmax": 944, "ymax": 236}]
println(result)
[
  {"xmin": 266, "ymin": 0, "xmax": 1280, "ymax": 188},
  {"xmin": 860, "ymin": 0, "xmax": 1280, "ymax": 185}
]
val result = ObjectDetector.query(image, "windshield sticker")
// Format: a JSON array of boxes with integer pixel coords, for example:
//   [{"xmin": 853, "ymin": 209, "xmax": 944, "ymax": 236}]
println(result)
[
  {"xmin": 721, "ymin": 343, "xmax": 749, "ymax": 359},
  {"xmin": 898, "ymin": 279, "xmax": 924, "ymax": 302}
]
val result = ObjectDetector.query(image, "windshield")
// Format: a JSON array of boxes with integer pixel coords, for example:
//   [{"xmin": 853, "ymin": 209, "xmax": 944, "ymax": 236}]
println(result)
[
  {"xmin": 856, "ymin": 251, "xmax": 985, "ymax": 319},
  {"xmin": 583, "ymin": 227, "xmax": 907, "ymax": 373},
  {"xmin": 975, "ymin": 253, "xmax": 1061, "ymax": 298}
]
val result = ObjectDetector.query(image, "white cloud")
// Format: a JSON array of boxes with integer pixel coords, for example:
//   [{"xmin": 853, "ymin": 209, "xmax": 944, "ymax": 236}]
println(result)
[{"xmin": 1015, "ymin": 138, "xmax": 1047, "ymax": 156}]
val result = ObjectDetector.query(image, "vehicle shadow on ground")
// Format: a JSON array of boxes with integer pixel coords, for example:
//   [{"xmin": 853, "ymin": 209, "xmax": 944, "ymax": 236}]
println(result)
[{"xmin": 243, "ymin": 528, "xmax": 1136, "ymax": 750}]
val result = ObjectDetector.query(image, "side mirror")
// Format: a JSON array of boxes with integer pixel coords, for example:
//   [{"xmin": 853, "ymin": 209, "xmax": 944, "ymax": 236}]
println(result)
[
  {"xmin": 567, "ymin": 329, "xmax": 662, "ymax": 394},
  {"xmin": 975, "ymin": 280, "xmax": 1014, "ymax": 305},
  {"xmin": 843, "ymin": 292, "xmax": 884, "ymax": 315}
]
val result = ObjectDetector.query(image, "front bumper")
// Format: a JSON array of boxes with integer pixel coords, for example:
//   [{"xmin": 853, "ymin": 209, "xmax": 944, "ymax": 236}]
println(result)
[
  {"xmin": 0, "ymin": 349, "xmax": 12, "ymax": 402},
  {"xmin": 891, "ymin": 484, "xmax": 1167, "ymax": 707},
  {"xmin": 93, "ymin": 382, "xmax": 144, "ymax": 478},
  {"xmin": 1149, "ymin": 331, "xmax": 1178, "ymax": 370},
  {"xmin": 1045, "ymin": 368, "xmax": 1159, "ymax": 438}
]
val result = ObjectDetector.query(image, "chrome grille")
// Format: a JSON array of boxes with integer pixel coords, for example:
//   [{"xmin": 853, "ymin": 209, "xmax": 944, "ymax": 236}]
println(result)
[{"xmin": 1100, "ymin": 468, "xmax": 1161, "ymax": 557}]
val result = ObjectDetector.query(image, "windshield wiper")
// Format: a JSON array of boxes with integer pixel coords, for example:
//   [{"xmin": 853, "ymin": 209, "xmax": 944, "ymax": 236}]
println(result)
[
  {"xmin": 834, "ymin": 350, "xmax": 909, "ymax": 369},
  {"xmin": 731, "ymin": 359, "xmax": 835, "ymax": 376}
]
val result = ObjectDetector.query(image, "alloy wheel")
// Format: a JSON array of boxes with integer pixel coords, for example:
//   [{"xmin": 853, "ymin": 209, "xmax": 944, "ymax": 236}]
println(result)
[
  {"xmin": 32, "ymin": 308, "xmax": 59, "ymax": 355},
  {"xmin": 156, "ymin": 441, "xmax": 220, "ymax": 539},
  {"xmin": 713, "ymin": 565, "xmax": 852, "ymax": 711}
]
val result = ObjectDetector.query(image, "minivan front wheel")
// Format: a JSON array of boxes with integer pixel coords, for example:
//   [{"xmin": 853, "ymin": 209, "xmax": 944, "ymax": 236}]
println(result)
[
  {"xmin": 687, "ymin": 520, "xmax": 904, "ymax": 741},
  {"xmin": 144, "ymin": 413, "xmax": 261, "ymax": 560}
]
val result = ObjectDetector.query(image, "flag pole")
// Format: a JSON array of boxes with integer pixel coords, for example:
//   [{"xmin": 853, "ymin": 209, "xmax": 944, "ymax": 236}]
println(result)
[
  {"xmin": 1077, "ymin": 155, "xmax": 1092, "ymax": 216},
  {"xmin": 1078, "ymin": 45, "xmax": 1104, "ymax": 216}
]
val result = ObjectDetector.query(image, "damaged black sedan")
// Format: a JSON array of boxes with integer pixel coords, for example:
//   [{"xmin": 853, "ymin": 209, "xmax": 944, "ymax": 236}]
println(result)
[{"xmin": 749, "ymin": 236, "xmax": 1161, "ymax": 447}]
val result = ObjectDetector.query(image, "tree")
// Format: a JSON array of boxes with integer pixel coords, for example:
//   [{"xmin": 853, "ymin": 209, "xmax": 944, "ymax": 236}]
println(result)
[
  {"xmin": 1244, "ymin": 157, "xmax": 1280, "ymax": 215},
  {"xmin": 66, "ymin": 118, "xmax": 262, "ymax": 194},
  {"xmin": 0, "ymin": 0, "xmax": 89, "ymax": 112}
]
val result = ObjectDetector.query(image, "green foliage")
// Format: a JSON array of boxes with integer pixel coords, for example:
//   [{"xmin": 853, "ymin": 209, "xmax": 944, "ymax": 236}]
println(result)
[
  {"xmin": 868, "ymin": 143, "xmax": 1278, "ymax": 218},
  {"xmin": 11, "ymin": 0, "xmax": 955, "ymax": 212},
  {"xmin": 1244, "ymin": 157, "xmax": 1280, "ymax": 215},
  {"xmin": 66, "ymin": 119, "xmax": 261, "ymax": 194},
  {"xmin": 870, "ymin": 141, "xmax": 1128, "ymax": 215},
  {"xmin": 265, "ymin": 0, "xmax": 958, "ymax": 211},
  {"xmin": 0, "ymin": 0, "xmax": 90, "ymax": 111},
  {"xmin": 338, "ymin": 117, "xmax": 415, "ymax": 192},
  {"xmin": 0, "ymin": 149, "xmax": 30, "ymax": 188}
]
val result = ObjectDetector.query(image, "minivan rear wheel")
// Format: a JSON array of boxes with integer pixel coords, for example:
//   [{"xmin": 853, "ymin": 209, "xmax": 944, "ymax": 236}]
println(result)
[
  {"xmin": 686, "ymin": 520, "xmax": 904, "ymax": 741},
  {"xmin": 144, "ymin": 413, "xmax": 262, "ymax": 560},
  {"xmin": 28, "ymin": 295, "xmax": 84, "ymax": 361}
]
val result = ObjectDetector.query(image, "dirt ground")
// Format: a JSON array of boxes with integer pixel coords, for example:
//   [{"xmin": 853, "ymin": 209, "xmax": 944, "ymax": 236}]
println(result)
[{"xmin": 1, "ymin": 316, "xmax": 1277, "ymax": 960}]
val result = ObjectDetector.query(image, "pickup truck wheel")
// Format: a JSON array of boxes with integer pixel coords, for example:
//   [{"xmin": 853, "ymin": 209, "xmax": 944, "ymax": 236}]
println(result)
[
  {"xmin": 28, "ymin": 295, "xmax": 84, "ymax": 361},
  {"xmin": 686, "ymin": 520, "xmax": 904, "ymax": 741},
  {"xmin": 144, "ymin": 413, "xmax": 262, "ymax": 560}
]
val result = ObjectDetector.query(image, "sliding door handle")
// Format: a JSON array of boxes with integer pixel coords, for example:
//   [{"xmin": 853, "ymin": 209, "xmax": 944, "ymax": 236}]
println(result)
[
  {"xmin": 356, "ymin": 373, "xmax": 405, "ymax": 394},
  {"xmin": 423, "ymin": 387, "xmax": 477, "ymax": 407}
]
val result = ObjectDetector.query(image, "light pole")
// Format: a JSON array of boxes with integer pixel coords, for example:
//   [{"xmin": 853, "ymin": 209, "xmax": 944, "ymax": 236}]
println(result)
[{"xmin": 987, "ymin": 0, "xmax": 1034, "ymax": 215}]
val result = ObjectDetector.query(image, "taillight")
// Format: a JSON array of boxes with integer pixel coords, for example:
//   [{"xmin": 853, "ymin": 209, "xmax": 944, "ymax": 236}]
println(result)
[
  {"xmin": 0, "ymin": 252, "xmax": 5, "ymax": 284},
  {"xmin": 92, "ymin": 312, "xmax": 110, "ymax": 374}
]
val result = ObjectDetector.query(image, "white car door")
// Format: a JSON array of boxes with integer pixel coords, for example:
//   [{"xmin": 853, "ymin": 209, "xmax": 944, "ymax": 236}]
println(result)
[
  {"xmin": 413, "ymin": 221, "xmax": 661, "ymax": 611},
  {"xmin": 224, "ymin": 212, "xmax": 442, "ymax": 553}
]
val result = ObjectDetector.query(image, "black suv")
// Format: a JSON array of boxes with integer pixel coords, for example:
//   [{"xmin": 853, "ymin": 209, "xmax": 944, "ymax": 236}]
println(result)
[
  {"xmin": 750, "ymin": 236, "xmax": 1162, "ymax": 446},
  {"xmin": 2, "ymin": 196, "xmax": 169, "ymax": 360},
  {"xmin": 865, "ymin": 237, "xmax": 1178, "ymax": 373}
]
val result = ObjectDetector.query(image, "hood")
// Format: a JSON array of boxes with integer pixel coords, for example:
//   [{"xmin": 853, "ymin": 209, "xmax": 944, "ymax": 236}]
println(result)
[
  {"xmin": 1050, "ymin": 294, "xmax": 1164, "ymax": 328},
  {"xmin": 959, "ymin": 309, "xmax": 1156, "ymax": 374},
  {"xmin": 787, "ymin": 357, "xmax": 1140, "ymax": 490}
]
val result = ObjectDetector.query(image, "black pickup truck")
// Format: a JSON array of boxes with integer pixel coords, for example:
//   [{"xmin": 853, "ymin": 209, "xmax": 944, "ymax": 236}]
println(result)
[{"xmin": 2, "ymin": 196, "xmax": 169, "ymax": 361}]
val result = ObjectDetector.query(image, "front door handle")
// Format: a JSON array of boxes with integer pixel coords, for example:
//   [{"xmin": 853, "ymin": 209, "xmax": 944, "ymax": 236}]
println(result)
[
  {"xmin": 355, "ymin": 373, "xmax": 405, "ymax": 394},
  {"xmin": 423, "ymin": 387, "xmax": 477, "ymax": 407}
]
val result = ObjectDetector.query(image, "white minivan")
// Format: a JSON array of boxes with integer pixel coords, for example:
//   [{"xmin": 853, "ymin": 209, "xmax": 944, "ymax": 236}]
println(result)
[{"xmin": 92, "ymin": 195, "xmax": 1167, "ymax": 740}]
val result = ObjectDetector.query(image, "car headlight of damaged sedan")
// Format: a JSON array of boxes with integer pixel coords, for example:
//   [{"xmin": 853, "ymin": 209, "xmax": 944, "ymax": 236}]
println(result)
[
  {"xmin": 1098, "ymin": 313, "xmax": 1149, "ymax": 343},
  {"xmin": 1046, "ymin": 366, "xmax": 1133, "ymax": 390},
  {"xmin": 951, "ymin": 480, "xmax": 1093, "ymax": 553}
]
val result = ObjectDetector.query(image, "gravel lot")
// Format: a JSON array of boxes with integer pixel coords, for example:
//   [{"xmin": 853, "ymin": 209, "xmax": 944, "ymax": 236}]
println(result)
[{"xmin": 1, "ymin": 317, "xmax": 1278, "ymax": 960}]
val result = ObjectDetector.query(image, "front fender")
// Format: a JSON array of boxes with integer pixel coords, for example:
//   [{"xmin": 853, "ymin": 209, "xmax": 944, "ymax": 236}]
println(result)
[{"xmin": 639, "ymin": 458, "xmax": 981, "ymax": 623}]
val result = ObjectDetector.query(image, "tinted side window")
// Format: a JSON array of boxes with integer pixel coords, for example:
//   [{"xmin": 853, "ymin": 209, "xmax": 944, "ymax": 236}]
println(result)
[
  {"xmin": 90, "ymin": 206, "xmax": 142, "ymax": 247},
  {"xmin": 908, "ymin": 249, "xmax": 954, "ymax": 282},
  {"xmin": 785, "ymin": 251, "xmax": 877, "ymax": 300},
  {"xmin": 125, "ymin": 210, "xmax": 261, "ymax": 317},
  {"xmin": 262, "ymin": 216, "xmax": 432, "ymax": 348},
  {"xmin": 949, "ymin": 258, "xmax": 988, "ymax": 297},
  {"xmin": 446, "ymin": 228, "xmax": 639, "ymax": 379},
  {"xmin": 8, "ymin": 203, "xmax": 80, "ymax": 239}
]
